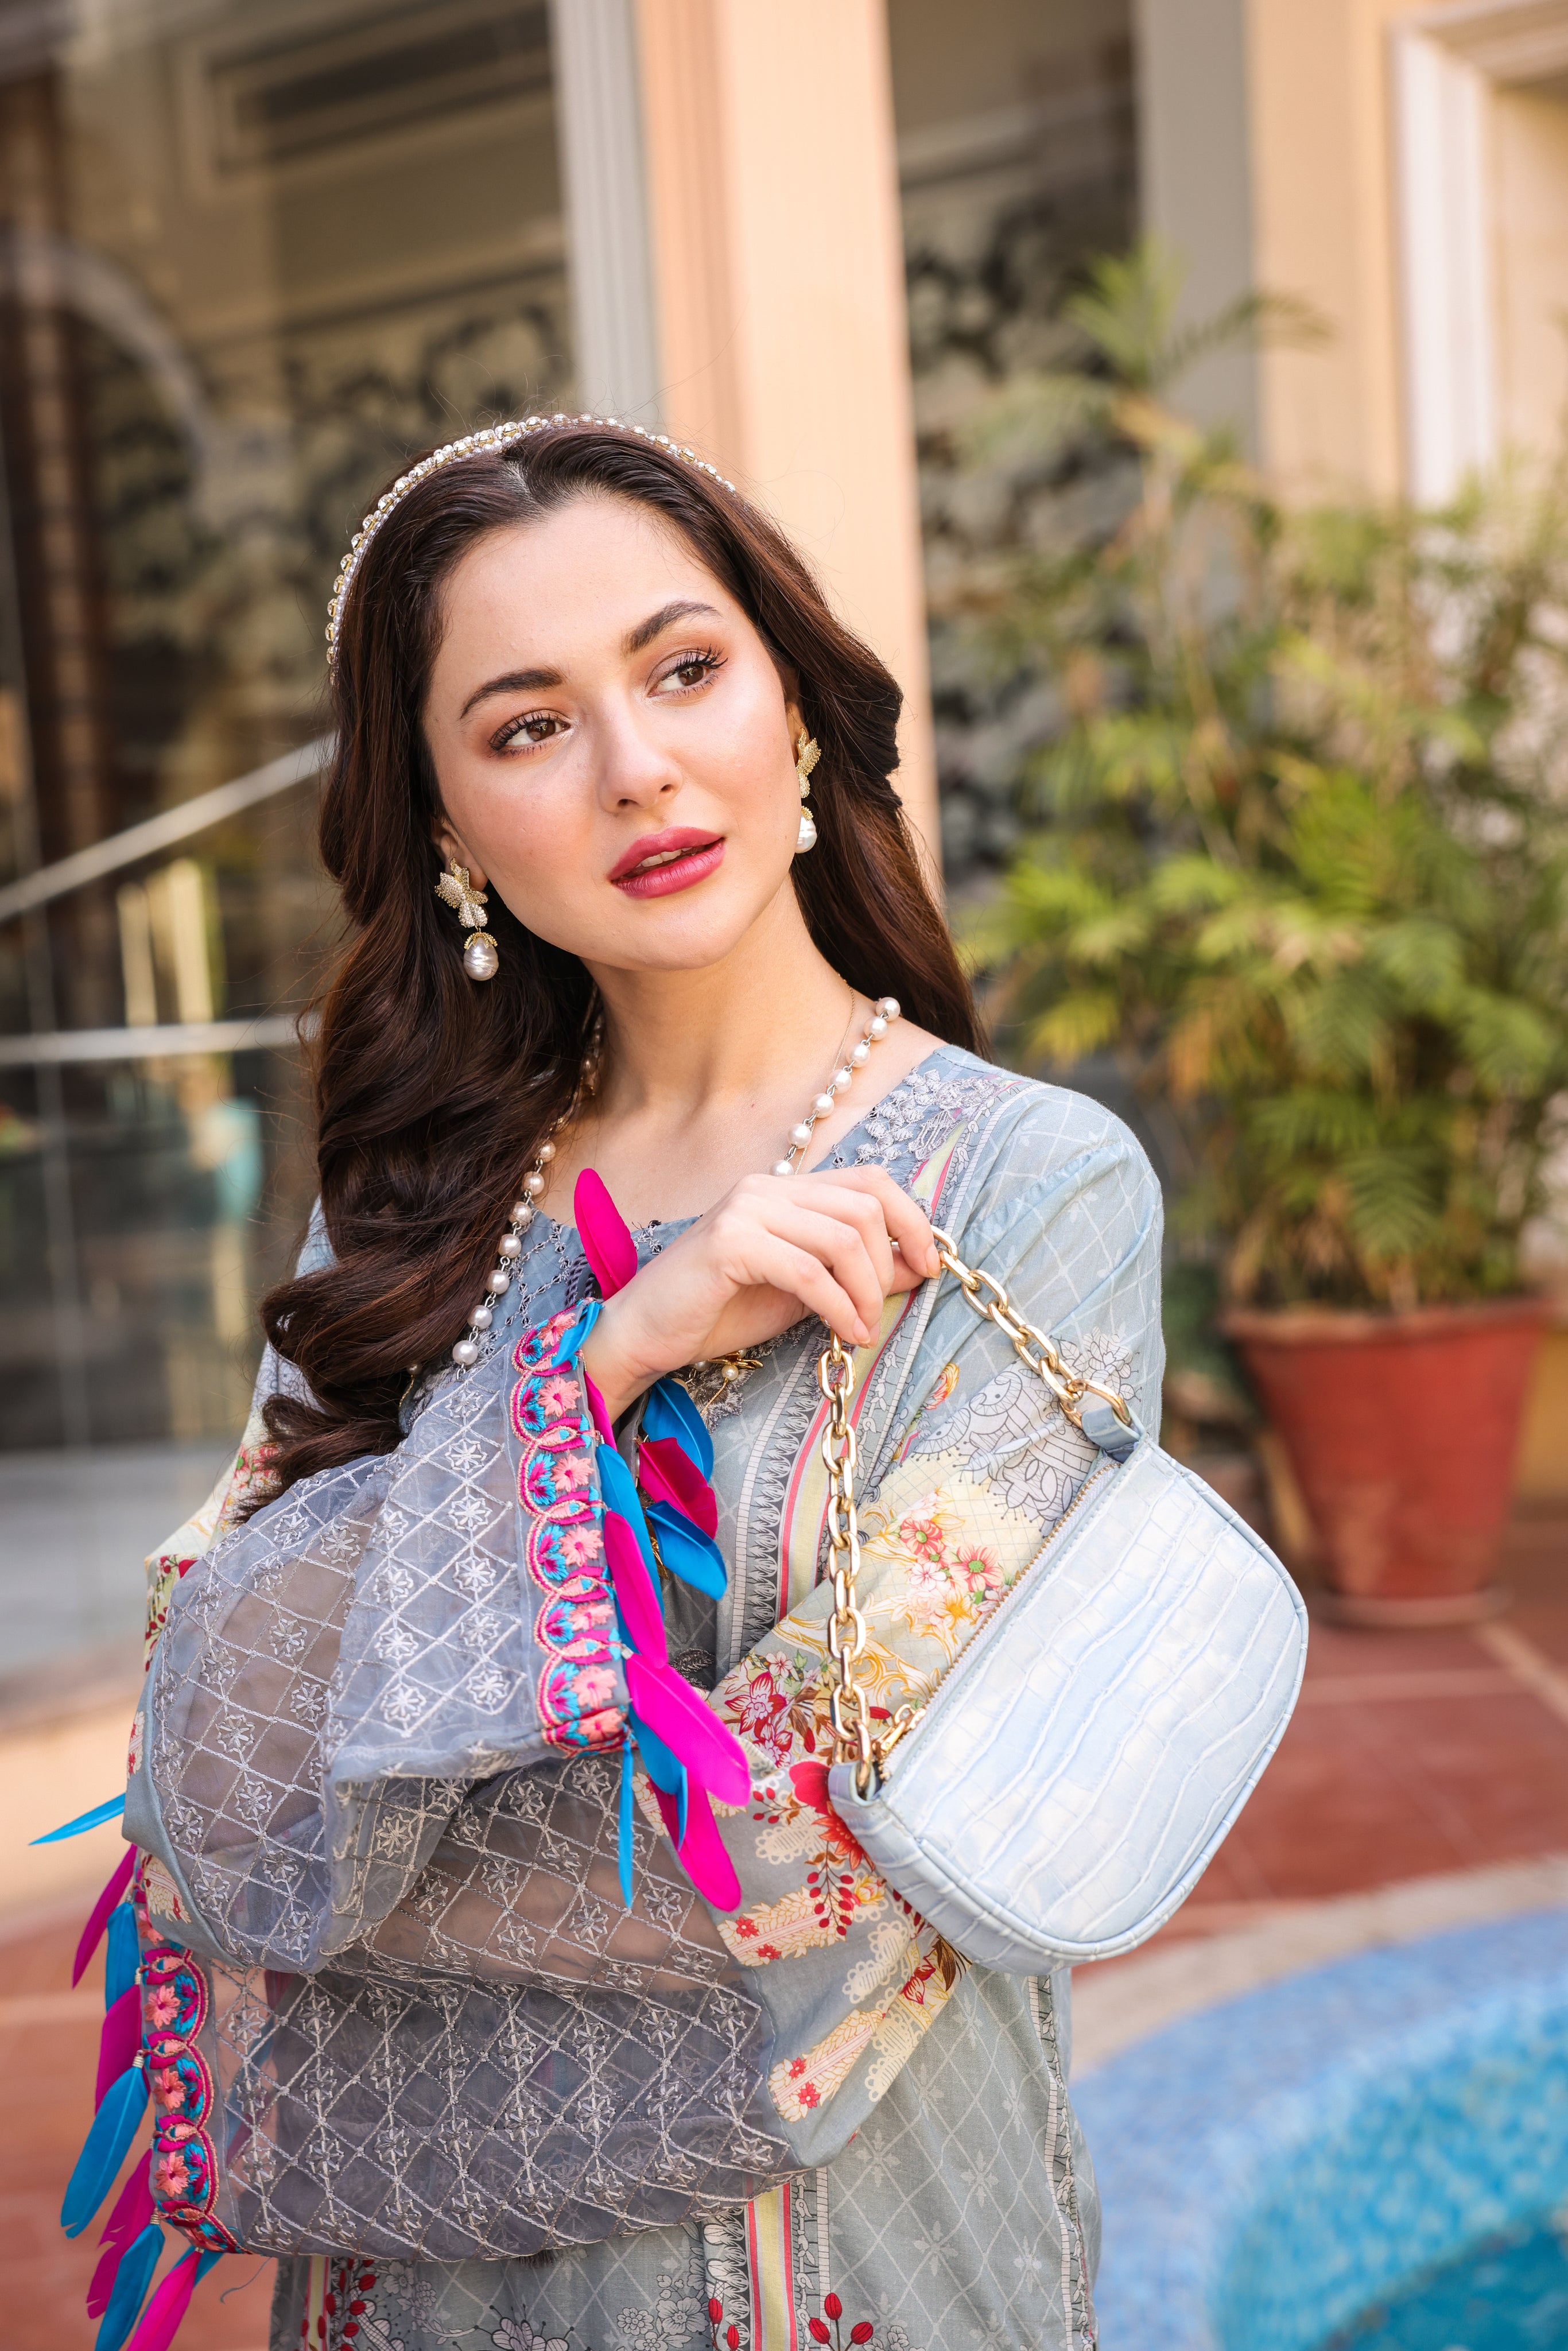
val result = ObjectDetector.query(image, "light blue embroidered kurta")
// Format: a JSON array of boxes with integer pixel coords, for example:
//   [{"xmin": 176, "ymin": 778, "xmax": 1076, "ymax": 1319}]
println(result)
[{"xmin": 173, "ymin": 1048, "xmax": 1162, "ymax": 2351}]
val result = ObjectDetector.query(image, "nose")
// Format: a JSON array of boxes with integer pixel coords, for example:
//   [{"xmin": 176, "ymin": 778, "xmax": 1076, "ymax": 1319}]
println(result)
[{"xmin": 593, "ymin": 695, "xmax": 683, "ymax": 814}]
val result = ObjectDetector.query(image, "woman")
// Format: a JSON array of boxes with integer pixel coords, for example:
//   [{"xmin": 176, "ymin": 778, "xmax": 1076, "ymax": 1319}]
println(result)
[{"xmin": 135, "ymin": 418, "xmax": 1162, "ymax": 2351}]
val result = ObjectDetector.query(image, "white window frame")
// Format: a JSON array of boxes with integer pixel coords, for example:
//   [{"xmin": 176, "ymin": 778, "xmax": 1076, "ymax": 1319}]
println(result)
[{"xmin": 1392, "ymin": 0, "xmax": 1568, "ymax": 501}]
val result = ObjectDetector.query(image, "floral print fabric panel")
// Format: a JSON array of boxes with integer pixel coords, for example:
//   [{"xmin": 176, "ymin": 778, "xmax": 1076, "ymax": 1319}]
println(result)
[{"xmin": 696, "ymin": 1116, "xmax": 1147, "ymax": 2163}]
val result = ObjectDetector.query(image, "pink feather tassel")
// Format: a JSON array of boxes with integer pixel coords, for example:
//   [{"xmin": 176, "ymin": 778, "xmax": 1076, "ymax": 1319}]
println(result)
[
  {"xmin": 574, "ymin": 1167, "xmax": 639, "ymax": 1296},
  {"xmin": 627, "ymin": 1656, "xmax": 751, "ymax": 1807},
  {"xmin": 123, "ymin": 2246, "xmax": 202, "ymax": 2351},
  {"xmin": 602, "ymin": 1511, "xmax": 667, "ymax": 1661},
  {"xmin": 638, "ymin": 1438, "xmax": 719, "ymax": 1537},
  {"xmin": 96, "ymin": 1984, "xmax": 143, "ymax": 2109},
  {"xmin": 73, "ymin": 1849, "xmax": 137, "ymax": 1987},
  {"xmin": 653, "ymin": 1779, "xmax": 743, "ymax": 1911},
  {"xmin": 580, "ymin": 1365, "xmax": 615, "ymax": 1444}
]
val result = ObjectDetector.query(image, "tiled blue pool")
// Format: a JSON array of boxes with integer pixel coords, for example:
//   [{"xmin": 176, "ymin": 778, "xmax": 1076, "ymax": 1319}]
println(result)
[
  {"xmin": 1073, "ymin": 1906, "xmax": 1568, "ymax": 2351},
  {"xmin": 1325, "ymin": 2221, "xmax": 1568, "ymax": 2349}
]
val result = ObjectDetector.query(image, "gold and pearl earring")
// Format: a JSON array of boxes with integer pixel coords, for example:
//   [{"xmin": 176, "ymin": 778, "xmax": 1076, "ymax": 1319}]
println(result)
[
  {"xmin": 434, "ymin": 859, "xmax": 500, "ymax": 981},
  {"xmin": 795, "ymin": 730, "xmax": 821, "ymax": 852}
]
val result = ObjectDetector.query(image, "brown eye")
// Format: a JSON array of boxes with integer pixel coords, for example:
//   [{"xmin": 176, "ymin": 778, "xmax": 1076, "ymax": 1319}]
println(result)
[
  {"xmin": 654, "ymin": 647, "xmax": 725, "ymax": 695},
  {"xmin": 492, "ymin": 710, "xmax": 564, "ymax": 753}
]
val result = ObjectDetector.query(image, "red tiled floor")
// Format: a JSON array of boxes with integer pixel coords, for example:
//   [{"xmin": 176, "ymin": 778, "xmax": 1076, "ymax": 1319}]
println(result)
[
  {"xmin": 1137, "ymin": 1510, "xmax": 1568, "ymax": 1943},
  {"xmin": 5, "ymin": 1513, "xmax": 1565, "ymax": 2344},
  {"xmin": 1500, "ymin": 1514, "xmax": 1568, "ymax": 1670}
]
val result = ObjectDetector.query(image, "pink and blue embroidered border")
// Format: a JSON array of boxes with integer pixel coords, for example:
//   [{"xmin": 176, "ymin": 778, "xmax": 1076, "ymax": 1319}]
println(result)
[{"xmin": 511, "ymin": 1308, "xmax": 624, "ymax": 1754}]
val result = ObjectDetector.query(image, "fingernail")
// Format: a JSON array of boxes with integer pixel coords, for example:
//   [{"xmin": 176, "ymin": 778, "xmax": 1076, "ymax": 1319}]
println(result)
[
  {"xmin": 926, "ymin": 1246, "xmax": 940, "ymax": 1275},
  {"xmin": 853, "ymin": 1318, "xmax": 870, "ymax": 1344}
]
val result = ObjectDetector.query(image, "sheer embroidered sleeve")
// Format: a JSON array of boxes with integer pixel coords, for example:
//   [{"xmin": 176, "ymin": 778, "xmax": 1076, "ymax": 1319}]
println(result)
[{"xmin": 130, "ymin": 1300, "xmax": 638, "ymax": 1973}]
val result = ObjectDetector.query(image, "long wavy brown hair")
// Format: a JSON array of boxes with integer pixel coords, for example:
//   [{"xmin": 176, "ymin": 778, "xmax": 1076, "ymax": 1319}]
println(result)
[{"xmin": 258, "ymin": 422, "xmax": 979, "ymax": 1497}]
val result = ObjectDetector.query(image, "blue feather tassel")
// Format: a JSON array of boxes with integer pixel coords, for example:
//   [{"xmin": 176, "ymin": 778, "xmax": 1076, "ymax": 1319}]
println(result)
[
  {"xmin": 197, "ymin": 2250, "xmax": 223, "ymax": 2281},
  {"xmin": 95, "ymin": 2221, "xmax": 164, "ymax": 2351},
  {"xmin": 104, "ymin": 1903, "xmax": 139, "ymax": 2009},
  {"xmin": 544, "ymin": 1297, "xmax": 601, "ymax": 1368},
  {"xmin": 645, "ymin": 1499, "xmax": 727, "ymax": 1597},
  {"xmin": 595, "ymin": 1445, "xmax": 654, "ymax": 1554},
  {"xmin": 62, "ymin": 2063, "xmax": 148, "ymax": 2237},
  {"xmin": 32, "ymin": 1793, "xmax": 125, "ymax": 1845},
  {"xmin": 618, "ymin": 1739, "xmax": 635, "ymax": 1907},
  {"xmin": 631, "ymin": 1717, "xmax": 689, "ymax": 1844},
  {"xmin": 631, "ymin": 1713, "xmax": 682, "ymax": 1787},
  {"xmin": 643, "ymin": 1378, "xmax": 715, "ymax": 1476}
]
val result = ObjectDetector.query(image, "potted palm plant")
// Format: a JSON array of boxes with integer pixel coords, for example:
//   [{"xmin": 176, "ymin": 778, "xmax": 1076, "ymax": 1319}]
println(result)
[{"xmin": 967, "ymin": 250, "xmax": 1568, "ymax": 1622}]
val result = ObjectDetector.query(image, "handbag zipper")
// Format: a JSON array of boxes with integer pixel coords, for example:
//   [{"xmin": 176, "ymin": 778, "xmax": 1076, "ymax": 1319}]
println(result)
[{"xmin": 867, "ymin": 1454, "xmax": 1119, "ymax": 1782}]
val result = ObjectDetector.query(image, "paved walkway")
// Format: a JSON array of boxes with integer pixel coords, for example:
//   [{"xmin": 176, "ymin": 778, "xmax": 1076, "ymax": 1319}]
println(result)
[
  {"xmin": 5, "ymin": 1510, "xmax": 1565, "ymax": 2350},
  {"xmin": 0, "ymin": 1443, "xmax": 228, "ymax": 1673}
]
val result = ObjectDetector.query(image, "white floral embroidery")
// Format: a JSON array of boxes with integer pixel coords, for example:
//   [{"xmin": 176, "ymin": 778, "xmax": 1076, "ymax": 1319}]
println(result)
[
  {"xmin": 269, "ymin": 1613, "xmax": 308, "ymax": 1661},
  {"xmin": 455, "ymin": 1549, "xmax": 500, "ymax": 1594},
  {"xmin": 448, "ymin": 1492, "xmax": 495, "ymax": 1533},
  {"xmin": 459, "ymin": 1607, "xmax": 509, "ymax": 1650},
  {"xmin": 465, "ymin": 1663, "xmax": 513, "ymax": 1710},
  {"xmin": 231, "ymin": 1774, "xmax": 273, "ymax": 1826},
  {"xmin": 289, "ymin": 1677, "xmax": 328, "ymax": 1724},
  {"xmin": 318, "ymin": 1522, "xmax": 366, "ymax": 1563}
]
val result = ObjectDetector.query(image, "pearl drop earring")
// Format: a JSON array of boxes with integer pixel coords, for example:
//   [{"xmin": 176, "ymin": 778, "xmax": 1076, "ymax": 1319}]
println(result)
[
  {"xmin": 795, "ymin": 730, "xmax": 821, "ymax": 853},
  {"xmin": 435, "ymin": 859, "xmax": 499, "ymax": 981}
]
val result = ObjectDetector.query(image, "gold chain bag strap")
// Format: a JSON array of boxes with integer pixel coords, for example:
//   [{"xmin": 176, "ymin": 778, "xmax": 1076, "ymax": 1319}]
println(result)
[{"xmin": 818, "ymin": 1224, "xmax": 1135, "ymax": 1798}]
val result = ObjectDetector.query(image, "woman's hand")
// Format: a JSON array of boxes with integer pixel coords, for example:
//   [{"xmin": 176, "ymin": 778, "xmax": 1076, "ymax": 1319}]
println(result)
[{"xmin": 578, "ymin": 1167, "xmax": 940, "ymax": 1421}]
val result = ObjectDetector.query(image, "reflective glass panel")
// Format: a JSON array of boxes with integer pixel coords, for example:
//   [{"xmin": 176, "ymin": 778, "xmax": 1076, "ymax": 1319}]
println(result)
[{"xmin": 0, "ymin": 0, "xmax": 570, "ymax": 1489}]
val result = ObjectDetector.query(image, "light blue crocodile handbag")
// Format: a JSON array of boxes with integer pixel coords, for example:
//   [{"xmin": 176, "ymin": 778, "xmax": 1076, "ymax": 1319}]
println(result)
[{"xmin": 826, "ymin": 1227, "xmax": 1309, "ymax": 1970}]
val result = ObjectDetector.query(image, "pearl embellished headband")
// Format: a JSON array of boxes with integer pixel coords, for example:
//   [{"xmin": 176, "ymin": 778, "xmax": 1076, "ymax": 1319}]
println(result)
[{"xmin": 325, "ymin": 413, "xmax": 739, "ymax": 673}]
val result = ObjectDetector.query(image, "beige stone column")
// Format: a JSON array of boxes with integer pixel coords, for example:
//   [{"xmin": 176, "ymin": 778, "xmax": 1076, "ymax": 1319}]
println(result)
[
  {"xmin": 634, "ymin": 0, "xmax": 940, "ymax": 874},
  {"xmin": 1135, "ymin": 0, "xmax": 1410, "ymax": 497},
  {"xmin": 1243, "ymin": 0, "xmax": 1408, "ymax": 501}
]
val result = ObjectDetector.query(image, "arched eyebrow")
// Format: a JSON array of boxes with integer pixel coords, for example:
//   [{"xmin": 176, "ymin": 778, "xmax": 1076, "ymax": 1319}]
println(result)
[
  {"xmin": 623, "ymin": 598, "xmax": 720, "ymax": 654},
  {"xmin": 460, "ymin": 665, "xmax": 560, "ymax": 719},
  {"xmin": 457, "ymin": 601, "xmax": 723, "ymax": 720}
]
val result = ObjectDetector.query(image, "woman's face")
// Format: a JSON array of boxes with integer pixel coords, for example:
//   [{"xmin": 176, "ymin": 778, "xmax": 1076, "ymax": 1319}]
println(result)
[{"xmin": 424, "ymin": 491, "xmax": 803, "ymax": 972}]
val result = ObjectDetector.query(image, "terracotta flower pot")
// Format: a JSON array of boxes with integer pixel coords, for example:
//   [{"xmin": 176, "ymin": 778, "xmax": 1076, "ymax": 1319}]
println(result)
[{"xmin": 1221, "ymin": 1296, "xmax": 1549, "ymax": 1627}]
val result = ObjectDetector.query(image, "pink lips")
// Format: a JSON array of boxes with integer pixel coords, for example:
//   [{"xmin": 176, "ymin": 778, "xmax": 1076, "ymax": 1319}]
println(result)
[{"xmin": 610, "ymin": 827, "xmax": 725, "ymax": 897}]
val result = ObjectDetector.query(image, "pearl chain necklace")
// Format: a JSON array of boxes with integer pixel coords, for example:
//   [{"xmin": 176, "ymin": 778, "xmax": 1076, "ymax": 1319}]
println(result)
[
  {"xmin": 449, "ymin": 994, "xmax": 902, "ymax": 1370},
  {"xmin": 769, "ymin": 995, "xmax": 902, "ymax": 1178}
]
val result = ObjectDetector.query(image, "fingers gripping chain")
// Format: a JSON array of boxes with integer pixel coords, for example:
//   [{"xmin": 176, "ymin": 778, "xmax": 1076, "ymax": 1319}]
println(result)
[{"xmin": 817, "ymin": 1229, "xmax": 1133, "ymax": 1797}]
